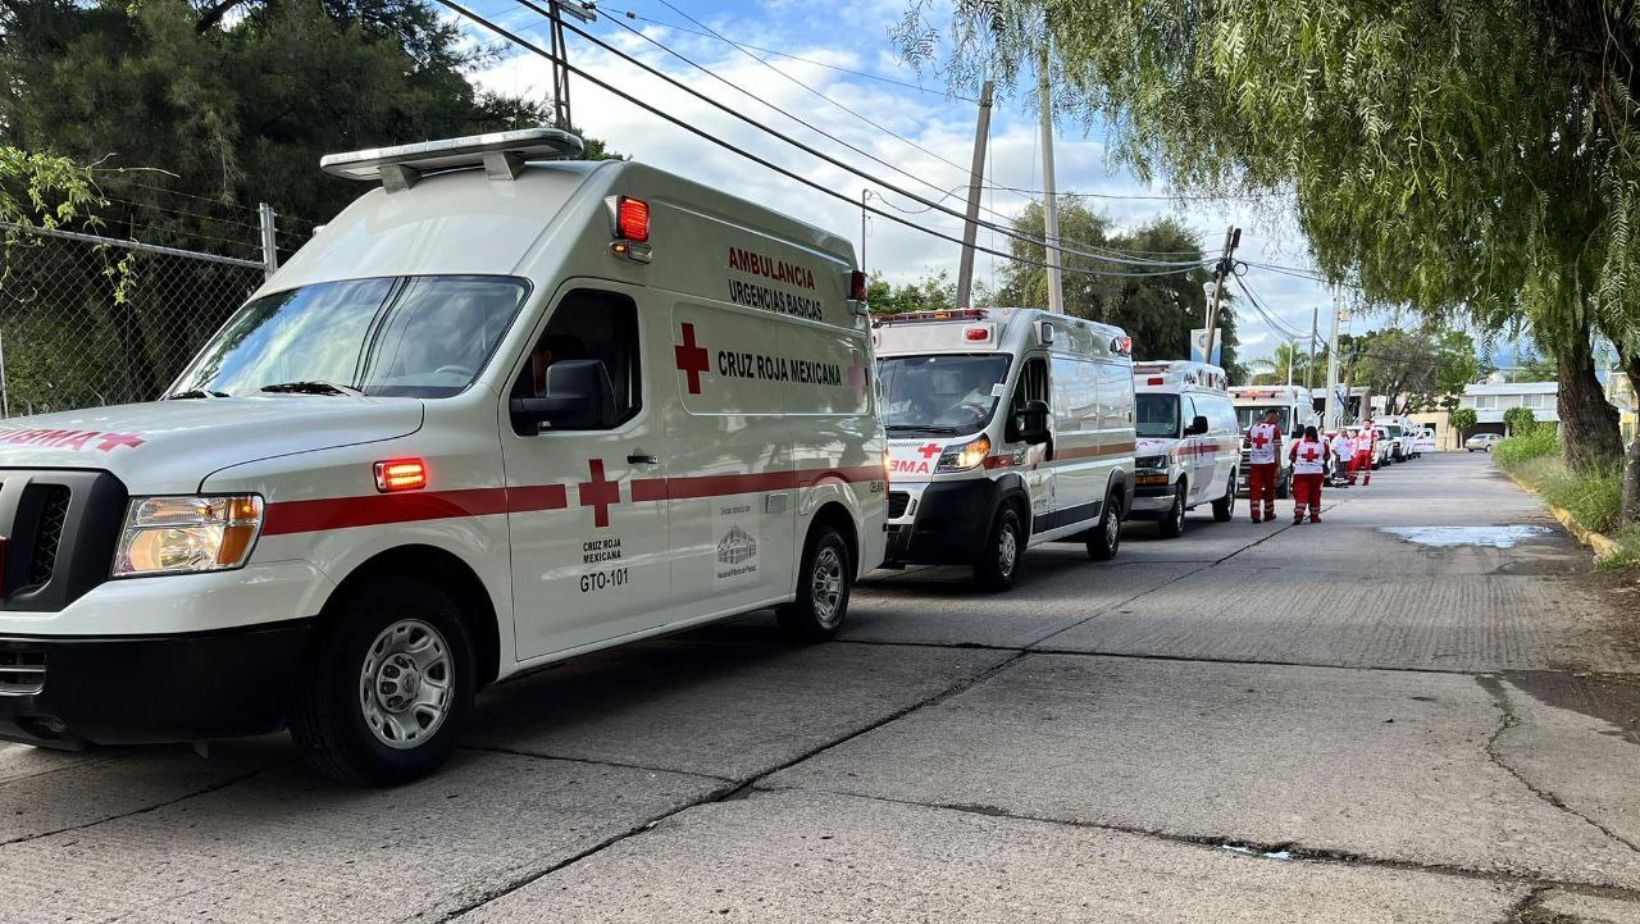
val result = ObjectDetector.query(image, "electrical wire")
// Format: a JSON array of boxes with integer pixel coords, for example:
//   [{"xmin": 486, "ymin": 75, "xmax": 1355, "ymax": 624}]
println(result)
[{"xmin": 437, "ymin": 0, "xmax": 1207, "ymax": 280}]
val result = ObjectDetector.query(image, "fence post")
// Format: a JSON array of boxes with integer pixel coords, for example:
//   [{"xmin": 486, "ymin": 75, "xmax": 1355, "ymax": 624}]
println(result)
[
  {"xmin": 258, "ymin": 203, "xmax": 279, "ymax": 279},
  {"xmin": 0, "ymin": 328, "xmax": 10, "ymax": 419}
]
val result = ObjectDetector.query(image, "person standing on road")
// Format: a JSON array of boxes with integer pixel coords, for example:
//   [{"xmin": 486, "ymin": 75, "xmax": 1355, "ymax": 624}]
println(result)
[
  {"xmin": 1329, "ymin": 428, "xmax": 1354, "ymax": 489},
  {"xmin": 1352, "ymin": 422, "xmax": 1378, "ymax": 487},
  {"xmin": 1245, "ymin": 410, "xmax": 1283, "ymax": 523},
  {"xmin": 1289, "ymin": 425, "xmax": 1329, "ymax": 524}
]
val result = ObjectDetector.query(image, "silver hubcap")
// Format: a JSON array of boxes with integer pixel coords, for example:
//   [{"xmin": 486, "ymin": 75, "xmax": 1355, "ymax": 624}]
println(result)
[
  {"xmin": 1106, "ymin": 508, "xmax": 1120, "ymax": 546},
  {"xmin": 811, "ymin": 546, "xmax": 845, "ymax": 628},
  {"xmin": 998, "ymin": 524, "xmax": 1018, "ymax": 576},
  {"xmin": 1173, "ymin": 489, "xmax": 1185, "ymax": 526},
  {"xmin": 359, "ymin": 618, "xmax": 452, "ymax": 750}
]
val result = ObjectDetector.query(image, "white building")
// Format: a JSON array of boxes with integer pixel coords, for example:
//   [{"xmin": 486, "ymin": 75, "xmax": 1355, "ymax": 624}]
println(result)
[{"xmin": 1458, "ymin": 381, "xmax": 1559, "ymax": 434}]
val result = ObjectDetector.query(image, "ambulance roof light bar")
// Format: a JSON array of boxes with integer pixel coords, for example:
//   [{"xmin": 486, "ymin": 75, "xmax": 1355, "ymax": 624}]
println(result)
[
  {"xmin": 872, "ymin": 308, "xmax": 989, "ymax": 327},
  {"xmin": 320, "ymin": 127, "xmax": 585, "ymax": 193}
]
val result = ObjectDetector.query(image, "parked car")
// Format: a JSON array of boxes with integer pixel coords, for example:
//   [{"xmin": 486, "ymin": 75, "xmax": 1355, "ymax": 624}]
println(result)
[{"xmin": 1465, "ymin": 433, "xmax": 1504, "ymax": 452}]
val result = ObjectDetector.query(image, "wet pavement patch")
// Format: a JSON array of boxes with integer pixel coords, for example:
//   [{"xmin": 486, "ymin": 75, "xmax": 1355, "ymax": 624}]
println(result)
[{"xmin": 1382, "ymin": 526, "xmax": 1552, "ymax": 549}]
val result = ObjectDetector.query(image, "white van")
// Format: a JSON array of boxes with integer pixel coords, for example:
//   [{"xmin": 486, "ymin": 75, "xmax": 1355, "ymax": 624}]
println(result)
[
  {"xmin": 1131, "ymin": 361, "xmax": 1241, "ymax": 537},
  {"xmin": 874, "ymin": 308, "xmax": 1135, "ymax": 590},
  {"xmin": 0, "ymin": 128, "xmax": 887, "ymax": 785},
  {"xmin": 1229, "ymin": 385, "xmax": 1316, "ymax": 498}
]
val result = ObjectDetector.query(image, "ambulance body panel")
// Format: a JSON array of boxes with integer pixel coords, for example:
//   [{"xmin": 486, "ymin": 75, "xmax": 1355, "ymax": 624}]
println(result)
[
  {"xmin": 1130, "ymin": 362, "xmax": 1240, "ymax": 533},
  {"xmin": 874, "ymin": 308, "xmax": 1135, "ymax": 589},
  {"xmin": 1230, "ymin": 385, "xmax": 1316, "ymax": 498},
  {"xmin": 0, "ymin": 130, "xmax": 885, "ymax": 783}
]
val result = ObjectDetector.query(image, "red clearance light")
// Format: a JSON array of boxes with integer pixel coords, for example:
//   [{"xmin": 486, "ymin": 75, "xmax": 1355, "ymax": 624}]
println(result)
[
  {"xmin": 850, "ymin": 270, "xmax": 868, "ymax": 301},
  {"xmin": 374, "ymin": 459, "xmax": 427, "ymax": 493},
  {"xmin": 1147, "ymin": 377, "xmax": 1165, "ymax": 385},
  {"xmin": 616, "ymin": 196, "xmax": 650, "ymax": 242},
  {"xmin": 964, "ymin": 326, "xmax": 990, "ymax": 342}
]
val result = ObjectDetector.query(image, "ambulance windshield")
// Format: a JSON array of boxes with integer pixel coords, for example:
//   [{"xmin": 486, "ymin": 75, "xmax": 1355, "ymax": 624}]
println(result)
[
  {"xmin": 1235, "ymin": 405, "xmax": 1291, "ymax": 432},
  {"xmin": 877, "ymin": 353, "xmax": 1011, "ymax": 435},
  {"xmin": 1136, "ymin": 394, "xmax": 1181, "ymax": 438},
  {"xmin": 174, "ymin": 275, "xmax": 529, "ymax": 399}
]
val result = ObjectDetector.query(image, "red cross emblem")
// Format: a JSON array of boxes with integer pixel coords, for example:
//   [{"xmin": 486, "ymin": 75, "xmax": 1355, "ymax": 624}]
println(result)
[
  {"xmin": 1301, "ymin": 447, "xmax": 1320, "ymax": 462},
  {"xmin": 1250, "ymin": 432, "xmax": 1271, "ymax": 450},
  {"xmin": 673, "ymin": 323, "xmax": 710, "ymax": 395},
  {"xmin": 917, "ymin": 443, "xmax": 943, "ymax": 460},
  {"xmin": 847, "ymin": 350, "xmax": 868, "ymax": 403},
  {"xmin": 577, "ymin": 459, "xmax": 621, "ymax": 528},
  {"xmin": 96, "ymin": 432, "xmax": 145, "ymax": 452}
]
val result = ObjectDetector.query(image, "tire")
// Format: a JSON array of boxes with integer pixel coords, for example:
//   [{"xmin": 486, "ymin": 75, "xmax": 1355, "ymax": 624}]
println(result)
[
  {"xmin": 973, "ymin": 504, "xmax": 1026, "ymax": 591},
  {"xmin": 778, "ymin": 523, "xmax": 852, "ymax": 642},
  {"xmin": 1086, "ymin": 491, "xmax": 1122, "ymax": 561},
  {"xmin": 290, "ymin": 576, "xmax": 476, "ymax": 786},
  {"xmin": 1158, "ymin": 483, "xmax": 1186, "ymax": 539},
  {"xmin": 1211, "ymin": 474, "xmax": 1235, "ymax": 522}
]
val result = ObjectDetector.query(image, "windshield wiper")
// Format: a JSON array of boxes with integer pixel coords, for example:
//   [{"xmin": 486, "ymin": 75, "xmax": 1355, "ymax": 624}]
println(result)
[
  {"xmin": 886, "ymin": 424, "xmax": 961, "ymax": 435},
  {"xmin": 259, "ymin": 380, "xmax": 364, "ymax": 397},
  {"xmin": 164, "ymin": 388, "xmax": 230, "ymax": 400}
]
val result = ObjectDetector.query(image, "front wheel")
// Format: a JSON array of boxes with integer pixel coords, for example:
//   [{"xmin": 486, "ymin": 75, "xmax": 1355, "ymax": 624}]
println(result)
[
  {"xmin": 290, "ymin": 577, "xmax": 476, "ymax": 786},
  {"xmin": 778, "ymin": 524, "xmax": 852, "ymax": 642},
  {"xmin": 1211, "ymin": 474, "xmax": 1236, "ymax": 522},
  {"xmin": 974, "ymin": 505, "xmax": 1025, "ymax": 591},
  {"xmin": 1086, "ymin": 492, "xmax": 1122, "ymax": 561},
  {"xmin": 1158, "ymin": 483, "xmax": 1186, "ymax": 539}
]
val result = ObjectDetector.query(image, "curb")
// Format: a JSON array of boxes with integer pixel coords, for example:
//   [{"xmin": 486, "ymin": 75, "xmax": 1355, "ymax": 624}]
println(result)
[{"xmin": 1503, "ymin": 469, "xmax": 1619, "ymax": 561}]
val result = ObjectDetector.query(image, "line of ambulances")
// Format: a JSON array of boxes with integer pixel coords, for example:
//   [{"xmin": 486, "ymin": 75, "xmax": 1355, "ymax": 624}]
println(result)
[{"xmin": 0, "ymin": 128, "xmax": 1237, "ymax": 785}]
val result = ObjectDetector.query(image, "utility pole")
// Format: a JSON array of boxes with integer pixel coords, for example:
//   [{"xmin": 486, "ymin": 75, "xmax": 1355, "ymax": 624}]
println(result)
[
  {"xmin": 1039, "ymin": 43, "xmax": 1063, "ymax": 314},
  {"xmin": 859, "ymin": 189, "xmax": 869, "ymax": 274},
  {"xmin": 547, "ymin": 1, "xmax": 595, "ymax": 129},
  {"xmin": 1286, "ymin": 337, "xmax": 1295, "ymax": 387},
  {"xmin": 1306, "ymin": 304, "xmax": 1319, "ymax": 391},
  {"xmin": 1324, "ymin": 285, "xmax": 1343, "ymax": 427},
  {"xmin": 954, "ymin": 80, "xmax": 995, "ymax": 310},
  {"xmin": 1203, "ymin": 225, "xmax": 1240, "ymax": 367},
  {"xmin": 258, "ymin": 202, "xmax": 279, "ymax": 279}
]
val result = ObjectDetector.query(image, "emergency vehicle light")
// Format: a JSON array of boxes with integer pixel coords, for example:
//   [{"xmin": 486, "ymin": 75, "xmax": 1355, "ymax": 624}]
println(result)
[
  {"xmin": 963, "ymin": 325, "xmax": 993, "ymax": 342},
  {"xmin": 850, "ymin": 271, "xmax": 869, "ymax": 302},
  {"xmin": 872, "ymin": 308, "xmax": 989, "ymax": 327},
  {"xmin": 320, "ymin": 127, "xmax": 584, "ymax": 192},
  {"xmin": 616, "ymin": 196, "xmax": 650, "ymax": 242},
  {"xmin": 374, "ymin": 459, "xmax": 428, "ymax": 493}
]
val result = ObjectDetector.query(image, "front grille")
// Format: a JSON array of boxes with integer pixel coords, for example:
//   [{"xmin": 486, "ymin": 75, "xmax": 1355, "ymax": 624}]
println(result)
[
  {"xmin": 887, "ymin": 491, "xmax": 910, "ymax": 519},
  {"xmin": 28, "ymin": 485, "xmax": 70, "ymax": 588},
  {"xmin": 0, "ymin": 647, "xmax": 44, "ymax": 695}
]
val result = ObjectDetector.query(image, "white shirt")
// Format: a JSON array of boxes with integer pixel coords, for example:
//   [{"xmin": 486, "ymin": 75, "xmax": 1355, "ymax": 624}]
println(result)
[
  {"xmin": 1331, "ymin": 434, "xmax": 1353, "ymax": 459},
  {"xmin": 1291, "ymin": 438, "xmax": 1328, "ymax": 475},
  {"xmin": 1247, "ymin": 422, "xmax": 1282, "ymax": 465}
]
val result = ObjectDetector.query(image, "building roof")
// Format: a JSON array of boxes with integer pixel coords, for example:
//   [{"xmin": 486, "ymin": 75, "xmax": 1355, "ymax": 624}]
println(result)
[{"xmin": 1463, "ymin": 381, "xmax": 1558, "ymax": 396}]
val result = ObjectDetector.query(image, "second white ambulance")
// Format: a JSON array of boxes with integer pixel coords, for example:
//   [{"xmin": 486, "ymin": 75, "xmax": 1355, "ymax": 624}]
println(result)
[
  {"xmin": 0, "ymin": 128, "xmax": 887, "ymax": 785},
  {"xmin": 1131, "ymin": 362, "xmax": 1241, "ymax": 537},
  {"xmin": 874, "ymin": 308, "xmax": 1136, "ymax": 590}
]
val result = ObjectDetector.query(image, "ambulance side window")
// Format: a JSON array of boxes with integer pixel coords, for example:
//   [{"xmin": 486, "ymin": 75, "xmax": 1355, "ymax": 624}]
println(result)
[
  {"xmin": 1007, "ymin": 357, "xmax": 1050, "ymax": 442},
  {"xmin": 514, "ymin": 290, "xmax": 642, "ymax": 431}
]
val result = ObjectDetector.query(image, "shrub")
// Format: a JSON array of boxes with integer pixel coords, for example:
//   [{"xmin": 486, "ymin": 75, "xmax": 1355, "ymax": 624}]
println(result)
[
  {"xmin": 1493, "ymin": 427, "xmax": 1560, "ymax": 466},
  {"xmin": 1503, "ymin": 406, "xmax": 1539, "ymax": 435}
]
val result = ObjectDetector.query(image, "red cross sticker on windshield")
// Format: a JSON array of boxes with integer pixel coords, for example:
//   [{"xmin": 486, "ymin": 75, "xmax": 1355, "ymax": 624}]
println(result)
[
  {"xmin": 1250, "ymin": 432, "xmax": 1271, "ymax": 450},
  {"xmin": 578, "ymin": 459, "xmax": 621, "ymax": 528},
  {"xmin": 917, "ymin": 443, "xmax": 943, "ymax": 460},
  {"xmin": 673, "ymin": 323, "xmax": 710, "ymax": 395}
]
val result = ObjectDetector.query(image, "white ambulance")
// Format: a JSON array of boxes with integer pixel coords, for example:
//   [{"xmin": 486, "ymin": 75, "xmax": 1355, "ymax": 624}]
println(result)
[
  {"xmin": 0, "ymin": 128, "xmax": 887, "ymax": 785},
  {"xmin": 1131, "ymin": 362, "xmax": 1241, "ymax": 537},
  {"xmin": 873, "ymin": 308, "xmax": 1135, "ymax": 590},
  {"xmin": 1230, "ymin": 385, "xmax": 1316, "ymax": 498}
]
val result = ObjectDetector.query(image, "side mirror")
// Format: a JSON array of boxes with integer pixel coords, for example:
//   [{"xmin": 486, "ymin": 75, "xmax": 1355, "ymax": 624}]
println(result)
[
  {"xmin": 511, "ymin": 359, "xmax": 616, "ymax": 431},
  {"xmin": 1187, "ymin": 415, "xmax": 1210, "ymax": 436},
  {"xmin": 1018, "ymin": 398, "xmax": 1051, "ymax": 444}
]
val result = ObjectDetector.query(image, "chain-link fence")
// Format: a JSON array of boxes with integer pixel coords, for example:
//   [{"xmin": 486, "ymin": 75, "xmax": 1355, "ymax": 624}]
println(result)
[{"xmin": 0, "ymin": 223, "xmax": 268, "ymax": 416}]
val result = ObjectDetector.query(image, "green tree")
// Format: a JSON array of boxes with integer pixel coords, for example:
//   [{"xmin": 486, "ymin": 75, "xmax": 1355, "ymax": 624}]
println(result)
[
  {"xmin": 1503, "ymin": 406, "xmax": 1539, "ymax": 436},
  {"xmin": 866, "ymin": 269, "xmax": 962, "ymax": 314},
  {"xmin": 1450, "ymin": 407, "xmax": 1479, "ymax": 443},
  {"xmin": 907, "ymin": 0, "xmax": 1640, "ymax": 495},
  {"xmin": 1247, "ymin": 341, "xmax": 1325, "ymax": 388},
  {"xmin": 994, "ymin": 201, "xmax": 1239, "ymax": 378}
]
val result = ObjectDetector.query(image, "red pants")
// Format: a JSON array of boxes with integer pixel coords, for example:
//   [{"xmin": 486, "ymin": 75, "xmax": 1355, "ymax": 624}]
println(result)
[
  {"xmin": 1350, "ymin": 451, "xmax": 1372, "ymax": 485},
  {"xmin": 1248, "ymin": 463, "xmax": 1278, "ymax": 518},
  {"xmin": 1293, "ymin": 473, "xmax": 1323, "ymax": 520}
]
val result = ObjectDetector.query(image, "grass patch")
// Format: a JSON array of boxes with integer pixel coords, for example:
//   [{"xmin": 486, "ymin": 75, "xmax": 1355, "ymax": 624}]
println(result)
[{"xmin": 1495, "ymin": 429, "xmax": 1628, "ymax": 553}]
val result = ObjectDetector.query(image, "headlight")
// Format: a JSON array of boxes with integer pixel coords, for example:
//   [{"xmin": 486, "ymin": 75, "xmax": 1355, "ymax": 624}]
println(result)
[
  {"xmin": 937, "ymin": 435, "xmax": 992, "ymax": 472},
  {"xmin": 113, "ymin": 495, "xmax": 264, "ymax": 577},
  {"xmin": 1136, "ymin": 455, "xmax": 1169, "ymax": 470}
]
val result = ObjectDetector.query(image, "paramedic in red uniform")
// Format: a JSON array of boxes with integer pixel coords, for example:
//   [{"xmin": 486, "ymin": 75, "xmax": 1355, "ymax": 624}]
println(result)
[
  {"xmin": 1289, "ymin": 425, "xmax": 1329, "ymax": 524},
  {"xmin": 1351, "ymin": 422, "xmax": 1377, "ymax": 486},
  {"xmin": 1244, "ymin": 409, "xmax": 1283, "ymax": 523}
]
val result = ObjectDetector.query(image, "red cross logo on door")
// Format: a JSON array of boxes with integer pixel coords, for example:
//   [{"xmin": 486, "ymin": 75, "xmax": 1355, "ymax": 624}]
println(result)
[
  {"xmin": 917, "ymin": 443, "xmax": 943, "ymax": 460},
  {"xmin": 578, "ymin": 459, "xmax": 621, "ymax": 528},
  {"xmin": 673, "ymin": 323, "xmax": 710, "ymax": 395}
]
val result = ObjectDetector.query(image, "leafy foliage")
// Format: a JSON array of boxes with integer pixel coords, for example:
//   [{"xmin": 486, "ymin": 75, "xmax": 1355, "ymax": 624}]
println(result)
[
  {"xmin": 1449, "ymin": 407, "xmax": 1479, "ymax": 440},
  {"xmin": 1503, "ymin": 406, "xmax": 1540, "ymax": 436}
]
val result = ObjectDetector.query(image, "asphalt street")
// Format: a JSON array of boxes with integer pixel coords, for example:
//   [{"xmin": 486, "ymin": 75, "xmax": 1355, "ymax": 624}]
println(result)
[{"xmin": 6, "ymin": 452, "xmax": 1640, "ymax": 922}]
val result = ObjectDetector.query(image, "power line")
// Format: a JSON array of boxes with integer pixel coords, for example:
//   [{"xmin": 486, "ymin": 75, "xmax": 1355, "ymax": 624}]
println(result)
[
  {"xmin": 981, "ymin": 181, "xmax": 1279, "ymax": 204},
  {"xmin": 437, "ymin": 0, "xmax": 1206, "ymax": 281}
]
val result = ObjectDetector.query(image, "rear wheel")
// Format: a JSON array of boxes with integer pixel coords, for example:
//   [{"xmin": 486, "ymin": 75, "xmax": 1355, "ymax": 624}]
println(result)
[
  {"xmin": 1086, "ymin": 491, "xmax": 1122, "ymax": 561},
  {"xmin": 1211, "ymin": 474, "xmax": 1236, "ymax": 522},
  {"xmin": 973, "ymin": 505, "xmax": 1025, "ymax": 591},
  {"xmin": 1157, "ymin": 482, "xmax": 1186, "ymax": 539},
  {"xmin": 778, "ymin": 524, "xmax": 852, "ymax": 642},
  {"xmin": 290, "ymin": 577, "xmax": 476, "ymax": 786}
]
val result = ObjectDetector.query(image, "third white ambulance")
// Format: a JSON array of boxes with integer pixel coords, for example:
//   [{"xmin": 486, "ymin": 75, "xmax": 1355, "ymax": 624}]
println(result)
[
  {"xmin": 1131, "ymin": 362, "xmax": 1240, "ymax": 537},
  {"xmin": 0, "ymin": 128, "xmax": 886, "ymax": 785},
  {"xmin": 874, "ymin": 308, "xmax": 1136, "ymax": 590}
]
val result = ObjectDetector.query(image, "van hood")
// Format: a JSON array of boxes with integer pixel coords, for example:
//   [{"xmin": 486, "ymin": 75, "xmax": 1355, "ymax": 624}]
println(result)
[{"xmin": 0, "ymin": 398, "xmax": 424, "ymax": 492}]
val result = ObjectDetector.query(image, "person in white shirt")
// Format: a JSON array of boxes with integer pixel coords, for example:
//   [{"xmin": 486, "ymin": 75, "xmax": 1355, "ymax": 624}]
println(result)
[
  {"xmin": 1243, "ymin": 410, "xmax": 1284, "ymax": 523},
  {"xmin": 1329, "ymin": 429, "xmax": 1355, "ymax": 488},
  {"xmin": 1288, "ymin": 425, "xmax": 1331, "ymax": 523}
]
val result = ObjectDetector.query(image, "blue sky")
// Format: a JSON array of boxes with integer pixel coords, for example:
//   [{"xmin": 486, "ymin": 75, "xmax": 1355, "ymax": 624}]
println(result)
[{"xmin": 467, "ymin": 0, "xmax": 1342, "ymax": 362}]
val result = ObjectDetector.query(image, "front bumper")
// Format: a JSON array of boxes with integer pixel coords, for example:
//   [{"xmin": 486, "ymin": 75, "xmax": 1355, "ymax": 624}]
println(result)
[
  {"xmin": 0, "ymin": 620, "xmax": 311, "ymax": 747},
  {"xmin": 886, "ymin": 478, "xmax": 1001, "ymax": 565},
  {"xmin": 1129, "ymin": 474, "xmax": 1177, "ymax": 516}
]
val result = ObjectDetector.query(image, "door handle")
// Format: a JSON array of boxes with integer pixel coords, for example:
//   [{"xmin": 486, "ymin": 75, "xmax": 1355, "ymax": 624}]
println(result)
[{"xmin": 627, "ymin": 453, "xmax": 659, "ymax": 465}]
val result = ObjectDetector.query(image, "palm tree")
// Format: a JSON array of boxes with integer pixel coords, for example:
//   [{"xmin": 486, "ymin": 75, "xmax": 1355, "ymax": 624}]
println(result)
[{"xmin": 1247, "ymin": 343, "xmax": 1323, "ymax": 386}]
